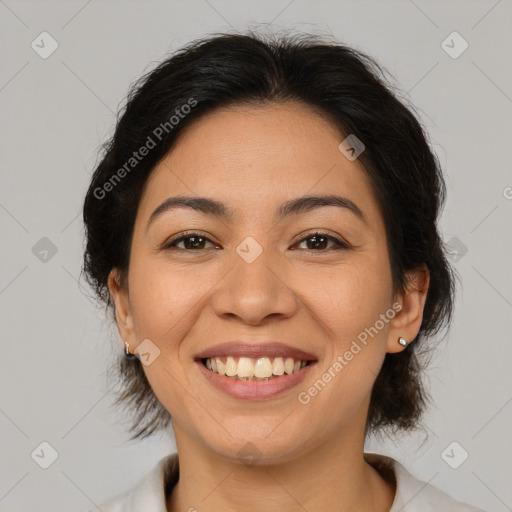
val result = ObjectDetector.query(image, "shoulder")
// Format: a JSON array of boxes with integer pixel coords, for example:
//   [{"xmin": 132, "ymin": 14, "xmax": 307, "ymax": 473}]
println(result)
[
  {"xmin": 364, "ymin": 452, "xmax": 487, "ymax": 512},
  {"xmin": 95, "ymin": 493, "xmax": 126, "ymax": 512},
  {"xmin": 95, "ymin": 452, "xmax": 180, "ymax": 512}
]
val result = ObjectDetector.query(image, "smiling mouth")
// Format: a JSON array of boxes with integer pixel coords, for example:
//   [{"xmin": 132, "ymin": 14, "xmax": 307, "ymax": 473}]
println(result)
[{"xmin": 200, "ymin": 356, "xmax": 315, "ymax": 381}]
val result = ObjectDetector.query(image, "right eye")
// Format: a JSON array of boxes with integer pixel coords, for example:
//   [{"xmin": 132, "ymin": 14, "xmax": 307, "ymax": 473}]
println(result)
[{"xmin": 161, "ymin": 231, "xmax": 220, "ymax": 251}]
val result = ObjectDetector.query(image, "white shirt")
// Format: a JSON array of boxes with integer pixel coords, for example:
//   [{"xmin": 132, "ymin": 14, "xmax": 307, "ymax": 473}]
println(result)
[{"xmin": 97, "ymin": 452, "xmax": 486, "ymax": 511}]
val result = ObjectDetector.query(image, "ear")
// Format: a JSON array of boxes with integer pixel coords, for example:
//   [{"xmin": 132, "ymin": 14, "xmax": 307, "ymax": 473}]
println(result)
[
  {"xmin": 107, "ymin": 268, "xmax": 136, "ymax": 350},
  {"xmin": 386, "ymin": 264, "xmax": 430, "ymax": 354}
]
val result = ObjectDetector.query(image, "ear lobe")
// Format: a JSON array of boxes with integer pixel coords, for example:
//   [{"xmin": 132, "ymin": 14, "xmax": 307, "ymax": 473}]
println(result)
[
  {"xmin": 386, "ymin": 264, "xmax": 430, "ymax": 354},
  {"xmin": 107, "ymin": 268, "xmax": 135, "ymax": 346}
]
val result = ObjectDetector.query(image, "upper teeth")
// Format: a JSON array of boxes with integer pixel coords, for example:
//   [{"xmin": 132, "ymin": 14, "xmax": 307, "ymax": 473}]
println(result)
[{"xmin": 205, "ymin": 356, "xmax": 307, "ymax": 379}]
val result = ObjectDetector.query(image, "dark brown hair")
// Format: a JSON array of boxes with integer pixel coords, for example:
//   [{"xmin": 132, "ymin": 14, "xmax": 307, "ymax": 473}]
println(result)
[{"xmin": 82, "ymin": 30, "xmax": 455, "ymax": 441}]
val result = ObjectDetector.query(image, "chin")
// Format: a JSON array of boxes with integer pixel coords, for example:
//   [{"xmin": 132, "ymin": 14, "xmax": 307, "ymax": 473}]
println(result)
[{"xmin": 208, "ymin": 431, "xmax": 313, "ymax": 467}]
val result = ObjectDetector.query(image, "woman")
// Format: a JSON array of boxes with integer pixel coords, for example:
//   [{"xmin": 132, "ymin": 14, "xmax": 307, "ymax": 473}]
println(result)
[{"xmin": 82, "ymin": 31, "xmax": 485, "ymax": 511}]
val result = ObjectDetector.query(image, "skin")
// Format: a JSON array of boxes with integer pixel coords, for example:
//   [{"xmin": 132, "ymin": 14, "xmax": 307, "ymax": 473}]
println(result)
[{"xmin": 108, "ymin": 101, "xmax": 430, "ymax": 512}]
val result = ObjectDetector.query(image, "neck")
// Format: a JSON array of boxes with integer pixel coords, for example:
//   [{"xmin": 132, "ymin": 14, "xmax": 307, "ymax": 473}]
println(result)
[{"xmin": 166, "ymin": 422, "xmax": 395, "ymax": 512}]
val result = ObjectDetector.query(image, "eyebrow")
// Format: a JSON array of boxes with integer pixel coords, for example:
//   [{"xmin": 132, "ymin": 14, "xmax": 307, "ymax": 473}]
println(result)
[{"xmin": 146, "ymin": 194, "xmax": 367, "ymax": 230}]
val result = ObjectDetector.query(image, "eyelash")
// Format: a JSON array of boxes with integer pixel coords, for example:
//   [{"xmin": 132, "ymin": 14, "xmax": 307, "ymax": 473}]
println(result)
[{"xmin": 161, "ymin": 230, "xmax": 350, "ymax": 252}]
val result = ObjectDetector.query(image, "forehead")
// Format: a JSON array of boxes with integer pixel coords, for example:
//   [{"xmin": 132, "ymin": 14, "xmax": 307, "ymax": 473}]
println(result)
[{"xmin": 137, "ymin": 102, "xmax": 383, "ymax": 230}]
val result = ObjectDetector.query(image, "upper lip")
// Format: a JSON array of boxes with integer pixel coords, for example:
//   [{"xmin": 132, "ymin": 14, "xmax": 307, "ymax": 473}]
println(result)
[{"xmin": 194, "ymin": 341, "xmax": 318, "ymax": 361}]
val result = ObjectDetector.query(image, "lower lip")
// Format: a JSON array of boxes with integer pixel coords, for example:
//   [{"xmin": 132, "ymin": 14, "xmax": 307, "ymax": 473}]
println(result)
[{"xmin": 195, "ymin": 360, "xmax": 316, "ymax": 400}]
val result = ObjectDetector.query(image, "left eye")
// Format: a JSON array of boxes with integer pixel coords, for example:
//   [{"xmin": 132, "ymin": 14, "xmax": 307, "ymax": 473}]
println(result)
[{"xmin": 293, "ymin": 231, "xmax": 349, "ymax": 251}]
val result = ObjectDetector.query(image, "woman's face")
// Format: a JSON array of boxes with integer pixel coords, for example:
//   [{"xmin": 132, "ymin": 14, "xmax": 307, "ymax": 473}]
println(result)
[{"xmin": 109, "ymin": 102, "xmax": 426, "ymax": 463}]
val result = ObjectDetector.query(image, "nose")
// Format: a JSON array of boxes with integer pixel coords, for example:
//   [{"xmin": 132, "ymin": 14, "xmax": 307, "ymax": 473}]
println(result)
[{"xmin": 211, "ymin": 248, "xmax": 299, "ymax": 326}]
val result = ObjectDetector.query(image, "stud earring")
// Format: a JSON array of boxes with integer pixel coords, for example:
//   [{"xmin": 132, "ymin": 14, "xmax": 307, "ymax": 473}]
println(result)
[
  {"xmin": 398, "ymin": 337, "xmax": 407, "ymax": 347},
  {"xmin": 124, "ymin": 341, "xmax": 135, "ymax": 358}
]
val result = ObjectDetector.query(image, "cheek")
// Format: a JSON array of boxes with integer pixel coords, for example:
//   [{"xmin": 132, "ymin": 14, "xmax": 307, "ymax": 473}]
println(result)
[
  {"xmin": 125, "ymin": 257, "xmax": 207, "ymax": 414},
  {"xmin": 127, "ymin": 255, "xmax": 206, "ymax": 349},
  {"xmin": 294, "ymin": 262, "xmax": 393, "ymax": 424},
  {"xmin": 300, "ymin": 254, "xmax": 393, "ymax": 402},
  {"xmin": 304, "ymin": 254, "xmax": 393, "ymax": 345}
]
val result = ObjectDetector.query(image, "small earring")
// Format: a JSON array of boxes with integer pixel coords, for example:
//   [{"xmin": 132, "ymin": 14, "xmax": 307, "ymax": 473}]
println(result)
[
  {"xmin": 124, "ymin": 341, "xmax": 135, "ymax": 358},
  {"xmin": 398, "ymin": 337, "xmax": 407, "ymax": 347}
]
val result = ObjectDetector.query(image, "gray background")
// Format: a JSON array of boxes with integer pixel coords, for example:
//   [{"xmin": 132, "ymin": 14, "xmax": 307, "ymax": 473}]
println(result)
[{"xmin": 0, "ymin": 1, "xmax": 511, "ymax": 511}]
